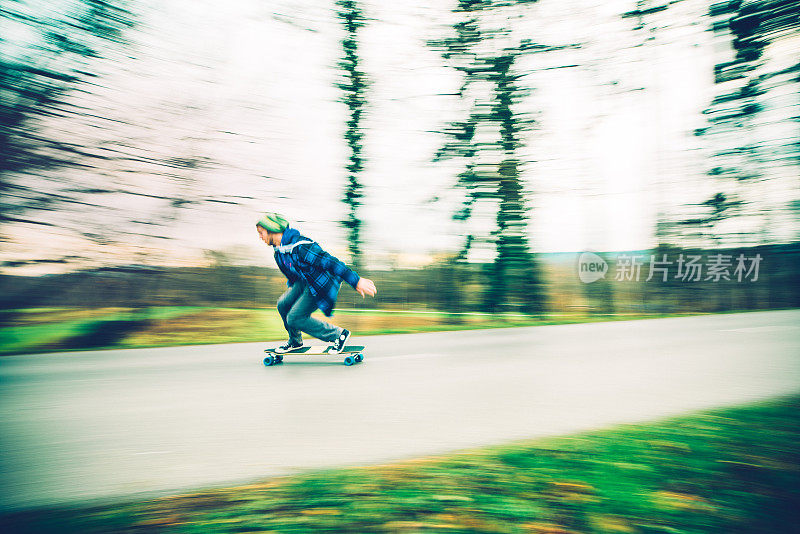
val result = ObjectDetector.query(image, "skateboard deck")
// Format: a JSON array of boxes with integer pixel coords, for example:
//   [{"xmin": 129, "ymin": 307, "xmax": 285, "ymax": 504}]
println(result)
[{"xmin": 264, "ymin": 345, "xmax": 365, "ymax": 366}]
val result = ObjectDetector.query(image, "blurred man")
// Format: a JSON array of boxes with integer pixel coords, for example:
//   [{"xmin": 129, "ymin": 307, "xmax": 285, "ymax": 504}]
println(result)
[{"xmin": 256, "ymin": 212, "xmax": 377, "ymax": 354}]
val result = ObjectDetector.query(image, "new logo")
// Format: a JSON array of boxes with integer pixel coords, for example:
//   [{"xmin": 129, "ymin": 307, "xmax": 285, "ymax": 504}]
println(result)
[{"xmin": 578, "ymin": 252, "xmax": 608, "ymax": 284}]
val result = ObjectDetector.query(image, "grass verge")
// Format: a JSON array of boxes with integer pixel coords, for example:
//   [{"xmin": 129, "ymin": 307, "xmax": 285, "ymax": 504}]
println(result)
[
  {"xmin": 0, "ymin": 307, "xmax": 210, "ymax": 354},
  {"xmin": 1, "ymin": 307, "xmax": 705, "ymax": 356},
  {"xmin": 1, "ymin": 395, "xmax": 798, "ymax": 533}
]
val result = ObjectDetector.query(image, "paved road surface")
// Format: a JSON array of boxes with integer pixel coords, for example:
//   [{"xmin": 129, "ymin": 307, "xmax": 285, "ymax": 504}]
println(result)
[{"xmin": 1, "ymin": 310, "xmax": 799, "ymax": 510}]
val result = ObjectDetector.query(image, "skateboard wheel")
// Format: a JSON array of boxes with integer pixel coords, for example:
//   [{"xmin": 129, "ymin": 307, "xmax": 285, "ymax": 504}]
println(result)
[
  {"xmin": 275, "ymin": 355, "xmax": 283, "ymax": 363},
  {"xmin": 355, "ymin": 353, "xmax": 363, "ymax": 363},
  {"xmin": 343, "ymin": 356, "xmax": 355, "ymax": 366},
  {"xmin": 263, "ymin": 355, "xmax": 275, "ymax": 366}
]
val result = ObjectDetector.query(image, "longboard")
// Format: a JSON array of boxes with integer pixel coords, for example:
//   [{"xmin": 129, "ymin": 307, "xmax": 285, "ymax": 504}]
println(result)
[{"xmin": 263, "ymin": 345, "xmax": 365, "ymax": 366}]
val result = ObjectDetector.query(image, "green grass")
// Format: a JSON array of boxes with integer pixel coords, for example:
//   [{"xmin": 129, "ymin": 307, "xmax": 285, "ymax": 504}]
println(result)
[
  {"xmin": 0, "ymin": 307, "xmax": 211, "ymax": 354},
  {"xmin": 0, "ymin": 306, "xmax": 708, "ymax": 356},
  {"xmin": 0, "ymin": 320, "xmax": 94, "ymax": 353},
  {"xmin": 2, "ymin": 396, "xmax": 798, "ymax": 533}
]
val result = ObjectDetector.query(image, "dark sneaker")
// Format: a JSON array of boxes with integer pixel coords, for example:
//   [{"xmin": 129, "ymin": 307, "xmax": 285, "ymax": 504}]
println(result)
[
  {"xmin": 329, "ymin": 329, "xmax": 350, "ymax": 354},
  {"xmin": 275, "ymin": 340, "xmax": 303, "ymax": 354}
]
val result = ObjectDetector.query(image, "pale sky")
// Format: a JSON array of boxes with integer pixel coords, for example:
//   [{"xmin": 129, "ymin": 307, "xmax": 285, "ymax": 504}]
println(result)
[
  {"xmin": 2, "ymin": 0, "xmax": 797, "ymax": 274},
  {"xmin": 160, "ymin": 0, "xmax": 716, "ymax": 263}
]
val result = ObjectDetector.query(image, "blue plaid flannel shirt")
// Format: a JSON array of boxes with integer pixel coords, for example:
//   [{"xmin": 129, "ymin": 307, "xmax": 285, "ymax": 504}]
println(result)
[{"xmin": 274, "ymin": 228, "xmax": 360, "ymax": 316}]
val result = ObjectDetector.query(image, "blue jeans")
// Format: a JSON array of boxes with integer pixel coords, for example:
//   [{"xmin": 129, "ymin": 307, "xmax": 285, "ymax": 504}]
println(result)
[{"xmin": 277, "ymin": 281, "xmax": 341, "ymax": 344}]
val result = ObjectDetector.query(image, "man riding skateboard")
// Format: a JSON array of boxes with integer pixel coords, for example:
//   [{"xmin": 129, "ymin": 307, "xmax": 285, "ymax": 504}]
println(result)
[{"xmin": 257, "ymin": 212, "xmax": 377, "ymax": 354}]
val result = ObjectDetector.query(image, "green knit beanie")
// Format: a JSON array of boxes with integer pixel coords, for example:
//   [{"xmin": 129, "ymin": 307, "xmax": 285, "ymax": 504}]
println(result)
[{"xmin": 256, "ymin": 212, "xmax": 289, "ymax": 232}]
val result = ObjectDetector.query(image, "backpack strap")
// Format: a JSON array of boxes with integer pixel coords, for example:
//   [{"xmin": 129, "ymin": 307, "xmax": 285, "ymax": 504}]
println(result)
[{"xmin": 275, "ymin": 240, "xmax": 313, "ymax": 254}]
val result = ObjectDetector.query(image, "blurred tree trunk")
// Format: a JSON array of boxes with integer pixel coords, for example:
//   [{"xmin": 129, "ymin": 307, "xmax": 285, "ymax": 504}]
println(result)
[
  {"xmin": 430, "ymin": 0, "xmax": 547, "ymax": 315},
  {"xmin": 678, "ymin": 0, "xmax": 799, "ymax": 246},
  {"xmin": 335, "ymin": 0, "xmax": 369, "ymax": 273}
]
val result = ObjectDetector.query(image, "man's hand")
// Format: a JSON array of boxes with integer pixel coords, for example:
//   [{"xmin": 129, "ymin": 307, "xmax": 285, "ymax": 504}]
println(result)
[{"xmin": 355, "ymin": 278, "xmax": 377, "ymax": 298}]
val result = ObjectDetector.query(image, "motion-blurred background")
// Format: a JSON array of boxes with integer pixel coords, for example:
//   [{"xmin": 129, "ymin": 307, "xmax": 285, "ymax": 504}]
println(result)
[{"xmin": 1, "ymin": 0, "xmax": 798, "ymax": 353}]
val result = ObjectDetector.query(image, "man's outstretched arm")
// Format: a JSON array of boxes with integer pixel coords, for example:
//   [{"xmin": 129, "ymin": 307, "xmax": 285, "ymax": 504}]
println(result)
[{"xmin": 298, "ymin": 244, "xmax": 377, "ymax": 297}]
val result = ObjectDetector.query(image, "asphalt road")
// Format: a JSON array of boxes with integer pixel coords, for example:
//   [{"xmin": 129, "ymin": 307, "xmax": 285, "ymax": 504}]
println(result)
[{"xmin": 1, "ymin": 309, "xmax": 798, "ymax": 510}]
